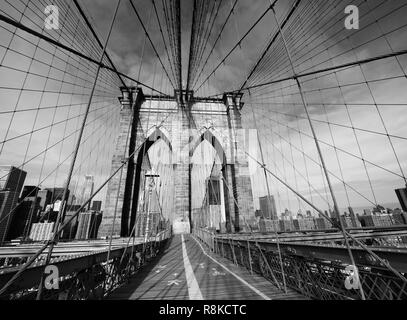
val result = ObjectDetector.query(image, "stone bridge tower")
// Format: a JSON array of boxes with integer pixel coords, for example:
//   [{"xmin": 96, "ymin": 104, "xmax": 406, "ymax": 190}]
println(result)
[{"xmin": 98, "ymin": 88, "xmax": 254, "ymax": 237}]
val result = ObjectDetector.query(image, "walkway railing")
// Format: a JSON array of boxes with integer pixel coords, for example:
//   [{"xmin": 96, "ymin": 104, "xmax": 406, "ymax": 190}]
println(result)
[
  {"xmin": 193, "ymin": 228, "xmax": 407, "ymax": 300},
  {"xmin": 193, "ymin": 228, "xmax": 216, "ymax": 252},
  {"xmin": 0, "ymin": 229, "xmax": 172, "ymax": 300}
]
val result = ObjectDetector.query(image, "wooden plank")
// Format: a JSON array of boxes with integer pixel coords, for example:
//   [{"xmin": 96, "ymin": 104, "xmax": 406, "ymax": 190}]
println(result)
[{"xmin": 108, "ymin": 235, "xmax": 307, "ymax": 300}]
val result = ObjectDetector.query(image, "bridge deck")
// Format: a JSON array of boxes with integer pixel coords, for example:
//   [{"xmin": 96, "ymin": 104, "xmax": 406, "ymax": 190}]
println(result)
[{"xmin": 108, "ymin": 235, "xmax": 306, "ymax": 300}]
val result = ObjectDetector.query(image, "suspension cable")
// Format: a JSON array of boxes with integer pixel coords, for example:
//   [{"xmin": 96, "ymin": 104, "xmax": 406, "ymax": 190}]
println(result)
[
  {"xmin": 35, "ymin": 0, "xmax": 123, "ymax": 300},
  {"xmin": 268, "ymin": 4, "xmax": 365, "ymax": 299},
  {"xmin": 0, "ymin": 13, "xmax": 167, "ymax": 96}
]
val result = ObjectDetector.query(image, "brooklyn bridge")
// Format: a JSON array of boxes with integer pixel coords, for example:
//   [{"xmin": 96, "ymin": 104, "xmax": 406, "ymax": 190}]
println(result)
[{"xmin": 0, "ymin": 0, "xmax": 407, "ymax": 301}]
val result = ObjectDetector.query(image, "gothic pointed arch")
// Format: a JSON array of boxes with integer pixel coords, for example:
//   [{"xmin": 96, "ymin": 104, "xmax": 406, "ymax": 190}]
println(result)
[
  {"xmin": 189, "ymin": 129, "xmax": 226, "ymax": 165},
  {"xmin": 129, "ymin": 128, "xmax": 173, "ymax": 233}
]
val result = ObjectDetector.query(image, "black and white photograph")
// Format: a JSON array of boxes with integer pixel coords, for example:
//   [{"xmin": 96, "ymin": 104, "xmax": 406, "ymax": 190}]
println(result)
[{"xmin": 0, "ymin": 0, "xmax": 406, "ymax": 313}]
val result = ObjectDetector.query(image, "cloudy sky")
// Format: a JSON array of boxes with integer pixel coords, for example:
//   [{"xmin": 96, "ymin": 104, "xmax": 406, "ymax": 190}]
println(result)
[
  {"xmin": 77, "ymin": 0, "xmax": 407, "ymax": 214},
  {"xmin": 0, "ymin": 0, "xmax": 407, "ymax": 217}
]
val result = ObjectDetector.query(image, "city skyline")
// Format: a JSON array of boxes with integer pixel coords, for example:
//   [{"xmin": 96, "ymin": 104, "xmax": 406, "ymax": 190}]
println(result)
[
  {"xmin": 1, "ymin": 0, "xmax": 407, "ymax": 304},
  {"xmin": 1, "ymin": 1, "xmax": 407, "ymax": 218}
]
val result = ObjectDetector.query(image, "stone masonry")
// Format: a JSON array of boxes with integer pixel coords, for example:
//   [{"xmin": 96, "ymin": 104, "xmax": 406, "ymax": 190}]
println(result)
[{"xmin": 99, "ymin": 89, "xmax": 254, "ymax": 237}]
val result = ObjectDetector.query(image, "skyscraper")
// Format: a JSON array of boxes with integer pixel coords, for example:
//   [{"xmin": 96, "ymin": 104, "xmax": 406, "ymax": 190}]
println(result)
[
  {"xmin": 0, "ymin": 166, "xmax": 26, "ymax": 193},
  {"xmin": 8, "ymin": 196, "xmax": 40, "ymax": 240},
  {"xmin": 45, "ymin": 187, "xmax": 69, "ymax": 204},
  {"xmin": 91, "ymin": 201, "xmax": 102, "ymax": 212},
  {"xmin": 0, "ymin": 166, "xmax": 27, "ymax": 244},
  {"xmin": 135, "ymin": 175, "xmax": 162, "ymax": 237},
  {"xmin": 37, "ymin": 189, "xmax": 52, "ymax": 211},
  {"xmin": 75, "ymin": 211, "xmax": 102, "ymax": 240},
  {"xmin": 259, "ymin": 195, "xmax": 278, "ymax": 220},
  {"xmin": 395, "ymin": 188, "xmax": 407, "ymax": 212},
  {"xmin": 207, "ymin": 177, "xmax": 221, "ymax": 205},
  {"xmin": 81, "ymin": 175, "xmax": 95, "ymax": 210},
  {"xmin": 7, "ymin": 186, "xmax": 41, "ymax": 241}
]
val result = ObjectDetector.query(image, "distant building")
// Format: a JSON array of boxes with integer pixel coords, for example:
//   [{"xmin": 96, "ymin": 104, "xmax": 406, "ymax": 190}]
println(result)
[
  {"xmin": 245, "ymin": 217, "xmax": 259, "ymax": 231},
  {"xmin": 20, "ymin": 186, "xmax": 40, "ymax": 200},
  {"xmin": 135, "ymin": 212, "xmax": 161, "ymax": 237},
  {"xmin": 201, "ymin": 176, "xmax": 226, "ymax": 230},
  {"xmin": 341, "ymin": 215, "xmax": 361, "ymax": 228},
  {"xmin": 255, "ymin": 209, "xmax": 262, "ymax": 218},
  {"xmin": 279, "ymin": 219, "xmax": 294, "ymax": 231},
  {"xmin": 134, "ymin": 182, "xmax": 163, "ymax": 237},
  {"xmin": 38, "ymin": 206, "xmax": 58, "ymax": 223},
  {"xmin": 0, "ymin": 191, "xmax": 19, "ymax": 244},
  {"xmin": 7, "ymin": 194, "xmax": 41, "ymax": 241},
  {"xmin": 314, "ymin": 218, "xmax": 329, "ymax": 230},
  {"xmin": 44, "ymin": 188, "xmax": 71, "ymax": 224},
  {"xmin": 258, "ymin": 218, "xmax": 279, "ymax": 232},
  {"xmin": 15, "ymin": 186, "xmax": 41, "ymax": 239},
  {"xmin": 68, "ymin": 194, "xmax": 76, "ymax": 206},
  {"xmin": 75, "ymin": 211, "xmax": 102, "ymax": 240},
  {"xmin": 297, "ymin": 218, "xmax": 316, "ymax": 230},
  {"xmin": 392, "ymin": 213, "xmax": 405, "ymax": 225},
  {"xmin": 91, "ymin": 201, "xmax": 102, "ymax": 212},
  {"xmin": 45, "ymin": 187, "xmax": 69, "ymax": 204},
  {"xmin": 395, "ymin": 188, "xmax": 407, "ymax": 212},
  {"xmin": 358, "ymin": 214, "xmax": 394, "ymax": 227},
  {"xmin": 0, "ymin": 166, "xmax": 27, "ymax": 193},
  {"xmin": 281, "ymin": 209, "xmax": 292, "ymax": 220},
  {"xmin": 81, "ymin": 175, "xmax": 94, "ymax": 211},
  {"xmin": 259, "ymin": 195, "xmax": 278, "ymax": 220},
  {"xmin": 37, "ymin": 189, "xmax": 52, "ymax": 211},
  {"xmin": 61, "ymin": 210, "xmax": 78, "ymax": 240},
  {"xmin": 207, "ymin": 178, "xmax": 221, "ymax": 205},
  {"xmin": 0, "ymin": 166, "xmax": 27, "ymax": 244},
  {"xmin": 29, "ymin": 222, "xmax": 55, "ymax": 241},
  {"xmin": 66, "ymin": 204, "xmax": 82, "ymax": 212},
  {"xmin": 373, "ymin": 205, "xmax": 386, "ymax": 215}
]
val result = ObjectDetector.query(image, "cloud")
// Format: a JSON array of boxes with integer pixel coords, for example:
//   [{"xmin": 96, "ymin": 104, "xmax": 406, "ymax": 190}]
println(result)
[{"xmin": 1, "ymin": 0, "xmax": 407, "ymax": 217}]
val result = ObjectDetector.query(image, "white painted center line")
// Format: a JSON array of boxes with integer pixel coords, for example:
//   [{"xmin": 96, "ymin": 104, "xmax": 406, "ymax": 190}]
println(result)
[
  {"xmin": 192, "ymin": 235, "xmax": 271, "ymax": 300},
  {"xmin": 181, "ymin": 235, "xmax": 204, "ymax": 300}
]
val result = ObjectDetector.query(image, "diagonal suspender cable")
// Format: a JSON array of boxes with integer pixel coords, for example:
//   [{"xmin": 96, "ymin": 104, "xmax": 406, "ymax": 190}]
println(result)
[
  {"xmin": 73, "ymin": 0, "xmax": 126, "ymax": 88},
  {"xmin": 128, "ymin": 0, "xmax": 176, "ymax": 90},
  {"xmin": 186, "ymin": 0, "xmax": 198, "ymax": 92},
  {"xmin": 103, "ymin": 98, "xmax": 134, "ymax": 294},
  {"xmin": 35, "ymin": 0, "xmax": 123, "ymax": 300},
  {"xmin": 175, "ymin": 0, "xmax": 182, "ymax": 91},
  {"xmin": 248, "ymin": 92, "xmax": 287, "ymax": 293},
  {"xmin": 206, "ymin": 44, "xmax": 407, "ymax": 99},
  {"xmin": 238, "ymin": 0, "xmax": 297, "ymax": 94},
  {"xmin": 0, "ymin": 110, "xmax": 175, "ymax": 298},
  {"xmin": 194, "ymin": 1, "xmax": 276, "ymax": 92},
  {"xmin": 220, "ymin": 175, "xmax": 282, "ymax": 291},
  {"xmin": 267, "ymin": 3, "xmax": 365, "ymax": 299},
  {"xmin": 191, "ymin": 0, "xmax": 239, "ymax": 91},
  {"xmin": 0, "ymin": 13, "xmax": 167, "ymax": 96},
  {"xmin": 151, "ymin": 0, "xmax": 177, "ymax": 87},
  {"xmin": 211, "ymin": 125, "xmax": 407, "ymax": 286},
  {"xmin": 104, "ymin": 3, "xmax": 155, "ymax": 291}
]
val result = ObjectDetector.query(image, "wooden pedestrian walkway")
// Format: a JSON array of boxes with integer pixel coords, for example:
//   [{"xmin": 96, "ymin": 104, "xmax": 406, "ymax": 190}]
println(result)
[{"xmin": 108, "ymin": 235, "xmax": 307, "ymax": 300}]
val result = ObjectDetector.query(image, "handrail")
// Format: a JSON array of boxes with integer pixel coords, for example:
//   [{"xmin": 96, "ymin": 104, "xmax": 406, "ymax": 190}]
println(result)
[
  {"xmin": 193, "ymin": 228, "xmax": 407, "ymax": 300},
  {"xmin": 0, "ymin": 227, "xmax": 172, "ymax": 300}
]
